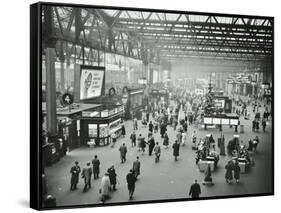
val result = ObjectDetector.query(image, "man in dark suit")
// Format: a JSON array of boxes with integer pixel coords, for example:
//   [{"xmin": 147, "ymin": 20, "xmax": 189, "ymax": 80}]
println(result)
[
  {"xmin": 189, "ymin": 180, "xmax": 201, "ymax": 199},
  {"xmin": 92, "ymin": 155, "xmax": 100, "ymax": 179},
  {"xmin": 126, "ymin": 169, "xmax": 137, "ymax": 200}
]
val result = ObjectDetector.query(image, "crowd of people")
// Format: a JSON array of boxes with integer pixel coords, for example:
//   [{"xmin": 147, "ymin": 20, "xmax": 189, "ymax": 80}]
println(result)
[{"xmin": 42, "ymin": 88, "xmax": 272, "ymax": 207}]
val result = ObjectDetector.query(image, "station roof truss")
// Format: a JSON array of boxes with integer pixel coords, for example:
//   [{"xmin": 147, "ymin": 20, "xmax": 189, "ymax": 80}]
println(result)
[{"xmin": 43, "ymin": 6, "xmax": 273, "ymax": 67}]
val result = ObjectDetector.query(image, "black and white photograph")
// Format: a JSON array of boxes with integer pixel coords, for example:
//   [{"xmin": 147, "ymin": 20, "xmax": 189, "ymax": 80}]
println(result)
[{"xmin": 30, "ymin": 1, "xmax": 274, "ymax": 210}]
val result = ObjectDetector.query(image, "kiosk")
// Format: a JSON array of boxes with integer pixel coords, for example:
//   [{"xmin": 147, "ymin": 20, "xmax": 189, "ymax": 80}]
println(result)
[{"xmin": 80, "ymin": 104, "xmax": 124, "ymax": 146}]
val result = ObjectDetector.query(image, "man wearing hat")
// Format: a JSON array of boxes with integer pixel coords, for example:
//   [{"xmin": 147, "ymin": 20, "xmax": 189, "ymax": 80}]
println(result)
[
  {"xmin": 126, "ymin": 169, "xmax": 137, "ymax": 200},
  {"xmin": 70, "ymin": 161, "xmax": 81, "ymax": 190},
  {"xmin": 81, "ymin": 162, "xmax": 92, "ymax": 192}
]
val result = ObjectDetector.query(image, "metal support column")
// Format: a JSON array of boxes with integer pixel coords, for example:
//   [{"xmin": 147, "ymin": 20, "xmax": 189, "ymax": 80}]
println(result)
[
  {"xmin": 45, "ymin": 48, "xmax": 57, "ymax": 136},
  {"xmin": 59, "ymin": 42, "xmax": 65, "ymax": 93},
  {"xmin": 44, "ymin": 6, "xmax": 57, "ymax": 137}
]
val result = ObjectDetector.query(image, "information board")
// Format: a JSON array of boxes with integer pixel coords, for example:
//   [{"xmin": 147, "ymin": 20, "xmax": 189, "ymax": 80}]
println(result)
[
  {"xmin": 204, "ymin": 117, "xmax": 212, "ymax": 124},
  {"xmin": 221, "ymin": 118, "xmax": 230, "ymax": 125},
  {"xmin": 213, "ymin": 118, "xmax": 221, "ymax": 124},
  {"xmin": 230, "ymin": 119, "xmax": 239, "ymax": 125}
]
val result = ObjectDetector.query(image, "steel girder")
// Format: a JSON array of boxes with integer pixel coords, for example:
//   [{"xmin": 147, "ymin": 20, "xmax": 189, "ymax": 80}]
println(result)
[{"xmin": 44, "ymin": 6, "xmax": 273, "ymax": 68}]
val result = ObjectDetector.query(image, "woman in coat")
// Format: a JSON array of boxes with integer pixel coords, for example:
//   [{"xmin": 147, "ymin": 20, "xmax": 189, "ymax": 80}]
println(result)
[
  {"xmin": 172, "ymin": 140, "xmax": 180, "ymax": 161},
  {"xmin": 163, "ymin": 132, "xmax": 169, "ymax": 148},
  {"xmin": 233, "ymin": 160, "xmax": 241, "ymax": 183},
  {"xmin": 100, "ymin": 173, "xmax": 111, "ymax": 202},
  {"xmin": 225, "ymin": 160, "xmax": 234, "ymax": 184}
]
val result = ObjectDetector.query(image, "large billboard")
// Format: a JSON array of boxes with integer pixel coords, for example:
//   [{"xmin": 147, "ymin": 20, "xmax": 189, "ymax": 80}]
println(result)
[{"xmin": 80, "ymin": 66, "xmax": 105, "ymax": 100}]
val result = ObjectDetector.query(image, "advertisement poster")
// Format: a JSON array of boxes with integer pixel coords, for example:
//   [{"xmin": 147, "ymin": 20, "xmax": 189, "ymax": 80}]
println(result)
[{"xmin": 80, "ymin": 67, "xmax": 105, "ymax": 100}]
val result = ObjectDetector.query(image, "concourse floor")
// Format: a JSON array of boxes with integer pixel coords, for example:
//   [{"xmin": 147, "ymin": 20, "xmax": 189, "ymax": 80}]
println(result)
[{"xmin": 45, "ymin": 104, "xmax": 273, "ymax": 207}]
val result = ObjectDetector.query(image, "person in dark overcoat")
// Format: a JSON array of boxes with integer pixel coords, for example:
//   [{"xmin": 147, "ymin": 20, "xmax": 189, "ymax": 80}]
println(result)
[
  {"xmin": 132, "ymin": 156, "xmax": 141, "ymax": 179},
  {"xmin": 189, "ymin": 180, "xmax": 201, "ymax": 199},
  {"xmin": 225, "ymin": 160, "xmax": 234, "ymax": 184},
  {"xmin": 183, "ymin": 121, "xmax": 188, "ymax": 132},
  {"xmin": 92, "ymin": 155, "xmax": 100, "ymax": 179},
  {"xmin": 70, "ymin": 161, "xmax": 81, "ymax": 190},
  {"xmin": 233, "ymin": 160, "xmax": 241, "ymax": 183},
  {"xmin": 107, "ymin": 165, "xmax": 117, "ymax": 191},
  {"xmin": 130, "ymin": 131, "xmax": 136, "ymax": 147},
  {"xmin": 160, "ymin": 123, "xmax": 167, "ymax": 138},
  {"xmin": 252, "ymin": 119, "xmax": 256, "ymax": 132},
  {"xmin": 126, "ymin": 169, "xmax": 137, "ymax": 200},
  {"xmin": 163, "ymin": 132, "xmax": 169, "ymax": 148},
  {"xmin": 148, "ymin": 136, "xmax": 155, "ymax": 156},
  {"xmin": 119, "ymin": 143, "xmax": 128, "ymax": 163},
  {"xmin": 81, "ymin": 162, "xmax": 92, "ymax": 192},
  {"xmin": 121, "ymin": 124, "xmax": 126, "ymax": 137},
  {"xmin": 148, "ymin": 121, "xmax": 153, "ymax": 133},
  {"xmin": 262, "ymin": 119, "xmax": 267, "ymax": 132},
  {"xmin": 172, "ymin": 140, "xmax": 180, "ymax": 161}
]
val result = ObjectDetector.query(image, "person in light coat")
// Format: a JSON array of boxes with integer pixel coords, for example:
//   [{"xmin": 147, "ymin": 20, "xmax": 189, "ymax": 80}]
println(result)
[{"xmin": 100, "ymin": 173, "xmax": 111, "ymax": 202}]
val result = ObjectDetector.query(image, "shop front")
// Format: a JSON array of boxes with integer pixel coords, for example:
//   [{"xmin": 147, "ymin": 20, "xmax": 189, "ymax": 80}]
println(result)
[
  {"xmin": 42, "ymin": 103, "xmax": 101, "ymax": 165},
  {"xmin": 79, "ymin": 105, "xmax": 124, "ymax": 146}
]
